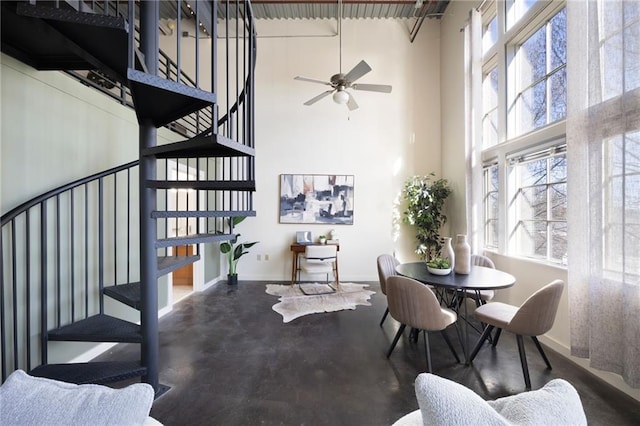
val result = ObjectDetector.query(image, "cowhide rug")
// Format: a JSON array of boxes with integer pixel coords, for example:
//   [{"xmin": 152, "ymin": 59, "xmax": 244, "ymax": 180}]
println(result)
[{"xmin": 265, "ymin": 282, "xmax": 375, "ymax": 323}]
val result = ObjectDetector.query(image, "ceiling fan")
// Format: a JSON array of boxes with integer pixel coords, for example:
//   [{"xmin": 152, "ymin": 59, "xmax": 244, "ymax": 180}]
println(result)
[{"xmin": 294, "ymin": 1, "xmax": 392, "ymax": 111}]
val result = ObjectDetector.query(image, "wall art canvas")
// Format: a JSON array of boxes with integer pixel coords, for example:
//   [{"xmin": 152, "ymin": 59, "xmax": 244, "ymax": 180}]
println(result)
[{"xmin": 279, "ymin": 174, "xmax": 354, "ymax": 224}]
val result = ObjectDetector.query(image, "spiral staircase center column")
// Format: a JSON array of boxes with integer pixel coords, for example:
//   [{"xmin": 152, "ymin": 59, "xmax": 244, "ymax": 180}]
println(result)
[{"xmin": 139, "ymin": 0, "xmax": 160, "ymax": 391}]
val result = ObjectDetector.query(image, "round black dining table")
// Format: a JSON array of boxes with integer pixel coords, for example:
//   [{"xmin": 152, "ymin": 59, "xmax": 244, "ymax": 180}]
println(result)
[
  {"xmin": 395, "ymin": 262, "xmax": 516, "ymax": 291},
  {"xmin": 395, "ymin": 262, "xmax": 516, "ymax": 364}
]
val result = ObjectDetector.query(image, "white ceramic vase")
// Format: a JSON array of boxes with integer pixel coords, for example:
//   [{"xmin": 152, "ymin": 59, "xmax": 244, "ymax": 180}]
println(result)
[
  {"xmin": 441, "ymin": 237, "xmax": 455, "ymax": 270},
  {"xmin": 454, "ymin": 234, "xmax": 471, "ymax": 274}
]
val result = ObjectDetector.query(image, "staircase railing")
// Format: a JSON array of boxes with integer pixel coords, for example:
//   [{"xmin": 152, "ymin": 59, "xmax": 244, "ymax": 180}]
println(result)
[{"xmin": 0, "ymin": 161, "xmax": 139, "ymax": 381}]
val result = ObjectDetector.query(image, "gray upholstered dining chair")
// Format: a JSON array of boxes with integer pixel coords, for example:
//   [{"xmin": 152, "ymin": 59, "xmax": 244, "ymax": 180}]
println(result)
[
  {"xmin": 377, "ymin": 254, "xmax": 400, "ymax": 327},
  {"xmin": 299, "ymin": 244, "xmax": 339, "ymax": 295},
  {"xmin": 469, "ymin": 279, "xmax": 565, "ymax": 389},
  {"xmin": 386, "ymin": 276, "xmax": 460, "ymax": 372},
  {"xmin": 466, "ymin": 254, "xmax": 496, "ymax": 306}
]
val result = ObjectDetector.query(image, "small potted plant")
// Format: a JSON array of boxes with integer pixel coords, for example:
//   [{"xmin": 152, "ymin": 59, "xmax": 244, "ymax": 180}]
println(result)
[
  {"xmin": 426, "ymin": 257, "xmax": 452, "ymax": 275},
  {"xmin": 318, "ymin": 235, "xmax": 327, "ymax": 244},
  {"xmin": 219, "ymin": 216, "xmax": 258, "ymax": 285}
]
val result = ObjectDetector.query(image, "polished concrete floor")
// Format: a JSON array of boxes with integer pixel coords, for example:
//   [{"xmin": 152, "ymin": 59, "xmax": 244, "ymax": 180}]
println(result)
[{"xmin": 97, "ymin": 281, "xmax": 640, "ymax": 425}]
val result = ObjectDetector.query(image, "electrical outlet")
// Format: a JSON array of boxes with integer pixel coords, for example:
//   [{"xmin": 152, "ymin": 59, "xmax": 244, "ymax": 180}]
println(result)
[
  {"xmin": 265, "ymin": 254, "xmax": 270, "ymax": 261},
  {"xmin": 257, "ymin": 254, "xmax": 261, "ymax": 261}
]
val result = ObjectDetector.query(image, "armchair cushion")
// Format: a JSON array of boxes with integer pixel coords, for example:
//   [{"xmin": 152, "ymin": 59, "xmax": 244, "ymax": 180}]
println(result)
[
  {"xmin": 0, "ymin": 369, "xmax": 155, "ymax": 425},
  {"xmin": 410, "ymin": 373, "xmax": 586, "ymax": 426}
]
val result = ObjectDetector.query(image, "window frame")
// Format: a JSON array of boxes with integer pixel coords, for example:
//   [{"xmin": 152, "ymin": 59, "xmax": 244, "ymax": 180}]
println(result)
[{"xmin": 479, "ymin": 0, "xmax": 568, "ymax": 266}]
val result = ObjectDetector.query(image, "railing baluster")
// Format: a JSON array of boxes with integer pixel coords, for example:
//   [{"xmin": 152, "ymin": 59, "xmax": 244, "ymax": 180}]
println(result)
[
  {"xmin": 84, "ymin": 184, "xmax": 89, "ymax": 318},
  {"xmin": 127, "ymin": 168, "xmax": 131, "ymax": 283},
  {"xmin": 56, "ymin": 195, "xmax": 61, "ymax": 328},
  {"xmin": 71, "ymin": 190, "xmax": 75, "ymax": 321},
  {"xmin": 11, "ymin": 221, "xmax": 18, "ymax": 376},
  {"xmin": 40, "ymin": 202, "xmax": 48, "ymax": 365},
  {"xmin": 26, "ymin": 212, "xmax": 32, "ymax": 371},
  {"xmin": 0, "ymin": 226, "xmax": 6, "ymax": 381},
  {"xmin": 236, "ymin": 0, "xmax": 240, "ymax": 143},
  {"xmin": 98, "ymin": 178, "xmax": 104, "ymax": 314},
  {"xmin": 114, "ymin": 174, "xmax": 117, "ymax": 285}
]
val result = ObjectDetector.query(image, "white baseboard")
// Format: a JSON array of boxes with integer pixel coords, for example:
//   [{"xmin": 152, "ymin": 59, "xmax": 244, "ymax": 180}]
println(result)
[{"xmin": 539, "ymin": 335, "xmax": 640, "ymax": 402}]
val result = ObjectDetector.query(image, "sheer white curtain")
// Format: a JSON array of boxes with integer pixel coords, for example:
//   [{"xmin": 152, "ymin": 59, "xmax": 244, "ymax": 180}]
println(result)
[
  {"xmin": 567, "ymin": 0, "xmax": 640, "ymax": 388},
  {"xmin": 464, "ymin": 9, "xmax": 483, "ymax": 253}
]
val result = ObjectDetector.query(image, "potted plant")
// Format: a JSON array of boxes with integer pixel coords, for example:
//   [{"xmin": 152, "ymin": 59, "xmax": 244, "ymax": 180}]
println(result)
[
  {"xmin": 402, "ymin": 173, "xmax": 452, "ymax": 261},
  {"xmin": 426, "ymin": 257, "xmax": 452, "ymax": 275},
  {"xmin": 318, "ymin": 235, "xmax": 327, "ymax": 244},
  {"xmin": 219, "ymin": 216, "xmax": 258, "ymax": 285}
]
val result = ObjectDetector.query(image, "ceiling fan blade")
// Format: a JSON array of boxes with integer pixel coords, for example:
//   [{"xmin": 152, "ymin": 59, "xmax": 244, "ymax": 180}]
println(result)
[
  {"xmin": 295, "ymin": 76, "xmax": 332, "ymax": 86},
  {"xmin": 303, "ymin": 90, "xmax": 334, "ymax": 106},
  {"xmin": 352, "ymin": 83, "xmax": 392, "ymax": 93},
  {"xmin": 346, "ymin": 93, "xmax": 359, "ymax": 111},
  {"xmin": 343, "ymin": 60, "xmax": 372, "ymax": 84}
]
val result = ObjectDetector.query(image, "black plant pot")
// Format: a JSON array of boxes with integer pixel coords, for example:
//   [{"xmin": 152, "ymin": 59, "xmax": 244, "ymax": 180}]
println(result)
[{"xmin": 227, "ymin": 274, "xmax": 238, "ymax": 286}]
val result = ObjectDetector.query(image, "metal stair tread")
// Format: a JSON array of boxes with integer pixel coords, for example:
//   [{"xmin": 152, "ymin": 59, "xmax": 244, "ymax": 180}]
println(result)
[
  {"xmin": 29, "ymin": 361, "xmax": 146, "ymax": 385},
  {"xmin": 128, "ymin": 69, "xmax": 216, "ymax": 128},
  {"xmin": 48, "ymin": 314, "xmax": 141, "ymax": 343},
  {"xmin": 142, "ymin": 133, "xmax": 255, "ymax": 158},
  {"xmin": 5, "ymin": 2, "xmax": 136, "ymax": 83},
  {"xmin": 151, "ymin": 210, "xmax": 256, "ymax": 219},
  {"xmin": 146, "ymin": 180, "xmax": 256, "ymax": 191},
  {"xmin": 156, "ymin": 233, "xmax": 235, "ymax": 249},
  {"xmin": 157, "ymin": 255, "xmax": 201, "ymax": 277},
  {"xmin": 103, "ymin": 282, "xmax": 143, "ymax": 310}
]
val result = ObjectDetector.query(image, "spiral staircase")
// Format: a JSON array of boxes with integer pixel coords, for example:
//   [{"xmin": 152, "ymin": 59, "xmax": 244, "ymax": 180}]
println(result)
[{"xmin": 0, "ymin": 0, "xmax": 257, "ymax": 395}]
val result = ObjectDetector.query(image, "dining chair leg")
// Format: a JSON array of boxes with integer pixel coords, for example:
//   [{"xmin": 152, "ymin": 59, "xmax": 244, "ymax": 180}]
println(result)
[
  {"xmin": 531, "ymin": 336, "xmax": 552, "ymax": 369},
  {"xmin": 379, "ymin": 307, "xmax": 389, "ymax": 327},
  {"xmin": 386, "ymin": 324, "xmax": 407, "ymax": 358},
  {"xmin": 469, "ymin": 324, "xmax": 494, "ymax": 362},
  {"xmin": 516, "ymin": 335, "xmax": 531, "ymax": 390},
  {"xmin": 410, "ymin": 328, "xmax": 420, "ymax": 342},
  {"xmin": 492, "ymin": 328, "xmax": 502, "ymax": 347},
  {"xmin": 440, "ymin": 329, "xmax": 460, "ymax": 363},
  {"xmin": 423, "ymin": 331, "xmax": 433, "ymax": 373},
  {"xmin": 452, "ymin": 320, "xmax": 464, "ymax": 354}
]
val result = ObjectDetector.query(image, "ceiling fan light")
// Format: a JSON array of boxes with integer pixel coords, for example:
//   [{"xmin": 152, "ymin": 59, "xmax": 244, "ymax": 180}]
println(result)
[{"xmin": 333, "ymin": 90, "xmax": 349, "ymax": 105}]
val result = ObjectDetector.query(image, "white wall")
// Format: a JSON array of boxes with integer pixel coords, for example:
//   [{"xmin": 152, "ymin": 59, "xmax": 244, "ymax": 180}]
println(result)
[
  {"xmin": 235, "ymin": 18, "xmax": 443, "ymax": 281},
  {"xmin": 439, "ymin": 0, "xmax": 640, "ymax": 401}
]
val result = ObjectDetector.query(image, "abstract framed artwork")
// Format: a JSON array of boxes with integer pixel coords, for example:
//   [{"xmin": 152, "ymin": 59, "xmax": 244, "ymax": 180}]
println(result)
[{"xmin": 279, "ymin": 174, "xmax": 355, "ymax": 224}]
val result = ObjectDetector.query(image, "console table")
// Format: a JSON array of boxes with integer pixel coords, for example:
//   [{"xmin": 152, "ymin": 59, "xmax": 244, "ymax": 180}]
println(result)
[{"xmin": 290, "ymin": 243, "xmax": 340, "ymax": 285}]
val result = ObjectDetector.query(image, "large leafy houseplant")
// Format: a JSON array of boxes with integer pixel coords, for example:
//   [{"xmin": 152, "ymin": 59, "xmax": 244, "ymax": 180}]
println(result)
[
  {"xmin": 402, "ymin": 174, "xmax": 452, "ymax": 261},
  {"xmin": 219, "ymin": 216, "xmax": 258, "ymax": 284}
]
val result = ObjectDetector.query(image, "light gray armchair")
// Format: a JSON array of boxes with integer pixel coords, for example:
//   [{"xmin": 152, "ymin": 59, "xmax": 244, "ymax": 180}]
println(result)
[{"xmin": 392, "ymin": 373, "xmax": 586, "ymax": 426}]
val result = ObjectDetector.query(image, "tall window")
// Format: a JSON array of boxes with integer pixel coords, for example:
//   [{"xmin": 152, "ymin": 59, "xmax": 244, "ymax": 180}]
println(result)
[
  {"xmin": 483, "ymin": 164, "xmax": 499, "ymax": 248},
  {"xmin": 482, "ymin": 67, "xmax": 499, "ymax": 148},
  {"xmin": 508, "ymin": 147, "xmax": 567, "ymax": 263},
  {"xmin": 509, "ymin": 8, "xmax": 567, "ymax": 138},
  {"xmin": 478, "ymin": 1, "xmax": 567, "ymax": 264}
]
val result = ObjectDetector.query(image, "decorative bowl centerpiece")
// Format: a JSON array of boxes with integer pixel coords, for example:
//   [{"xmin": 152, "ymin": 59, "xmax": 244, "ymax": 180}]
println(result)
[{"xmin": 426, "ymin": 257, "xmax": 452, "ymax": 275}]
